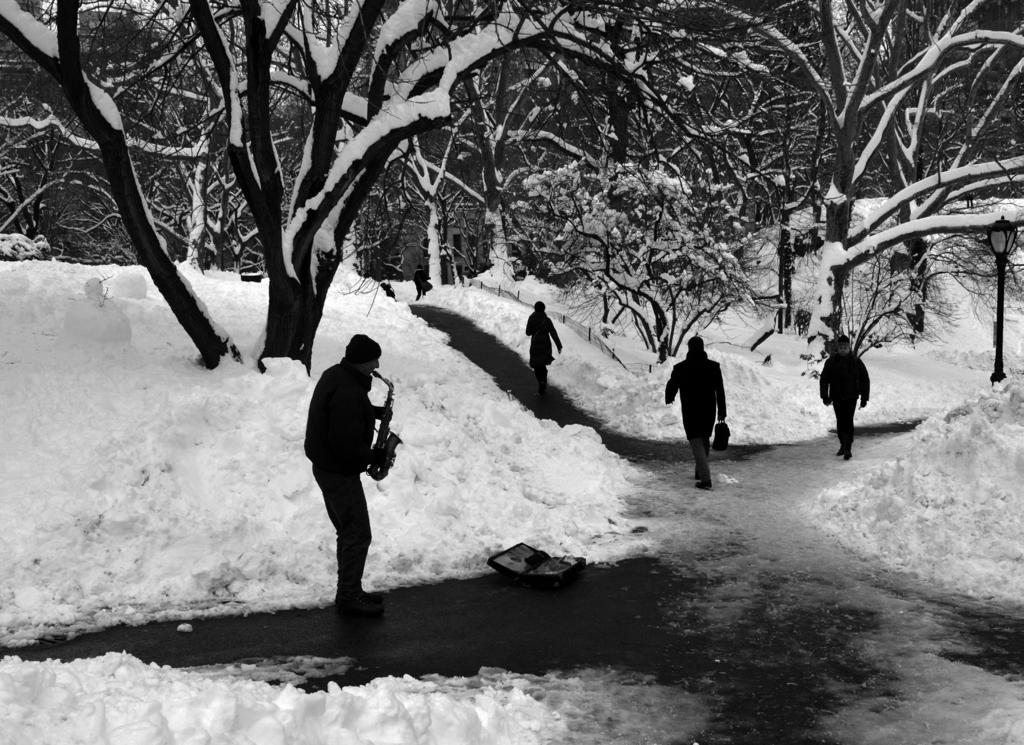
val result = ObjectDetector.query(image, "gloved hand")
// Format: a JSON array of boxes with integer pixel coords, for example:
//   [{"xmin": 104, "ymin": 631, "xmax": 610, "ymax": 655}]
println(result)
[
  {"xmin": 822, "ymin": 398, "xmax": 831, "ymax": 406},
  {"xmin": 369, "ymin": 448, "xmax": 387, "ymax": 470},
  {"xmin": 860, "ymin": 399, "xmax": 868, "ymax": 409}
]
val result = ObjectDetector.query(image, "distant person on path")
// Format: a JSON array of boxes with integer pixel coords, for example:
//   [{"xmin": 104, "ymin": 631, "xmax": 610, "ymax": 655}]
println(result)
[
  {"xmin": 305, "ymin": 334, "xmax": 388, "ymax": 617},
  {"xmin": 665, "ymin": 336, "xmax": 727, "ymax": 490},
  {"xmin": 820, "ymin": 334, "xmax": 870, "ymax": 460},
  {"xmin": 413, "ymin": 265, "xmax": 431, "ymax": 300},
  {"xmin": 526, "ymin": 301, "xmax": 562, "ymax": 395}
]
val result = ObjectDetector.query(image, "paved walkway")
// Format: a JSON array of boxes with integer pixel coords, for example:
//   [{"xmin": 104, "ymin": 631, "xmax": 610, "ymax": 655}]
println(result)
[{"xmin": 6, "ymin": 304, "xmax": 1024, "ymax": 744}]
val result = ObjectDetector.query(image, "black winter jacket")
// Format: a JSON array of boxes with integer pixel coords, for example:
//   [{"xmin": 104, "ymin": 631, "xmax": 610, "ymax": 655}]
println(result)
[
  {"xmin": 820, "ymin": 353, "xmax": 870, "ymax": 403},
  {"xmin": 526, "ymin": 311, "xmax": 562, "ymax": 367},
  {"xmin": 665, "ymin": 351, "xmax": 727, "ymax": 439},
  {"xmin": 305, "ymin": 361, "xmax": 381, "ymax": 475}
]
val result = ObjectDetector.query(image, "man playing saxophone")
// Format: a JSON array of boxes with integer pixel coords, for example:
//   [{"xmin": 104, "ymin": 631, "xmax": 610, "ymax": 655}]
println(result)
[{"xmin": 305, "ymin": 333, "xmax": 390, "ymax": 617}]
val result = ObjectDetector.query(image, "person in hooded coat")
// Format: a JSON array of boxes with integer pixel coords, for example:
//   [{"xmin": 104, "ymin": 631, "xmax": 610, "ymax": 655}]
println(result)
[
  {"xmin": 665, "ymin": 336, "xmax": 727, "ymax": 490},
  {"xmin": 525, "ymin": 301, "xmax": 562, "ymax": 395},
  {"xmin": 819, "ymin": 334, "xmax": 870, "ymax": 460}
]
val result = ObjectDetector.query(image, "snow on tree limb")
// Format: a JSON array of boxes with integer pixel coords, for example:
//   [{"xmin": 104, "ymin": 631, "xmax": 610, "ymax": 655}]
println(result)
[
  {"xmin": 0, "ymin": 179, "xmax": 59, "ymax": 233},
  {"xmin": 852, "ymin": 156, "xmax": 1024, "ymax": 243},
  {"xmin": 848, "ymin": 210, "xmax": 1024, "ymax": 267},
  {"xmin": 373, "ymin": 0, "xmax": 441, "ymax": 69},
  {"xmin": 865, "ymin": 29, "xmax": 1024, "ymax": 109},
  {"xmin": 703, "ymin": 3, "xmax": 832, "ymax": 114},
  {"xmin": 283, "ymin": 91, "xmax": 453, "ymax": 262},
  {"xmin": 0, "ymin": 0, "xmax": 58, "ymax": 63}
]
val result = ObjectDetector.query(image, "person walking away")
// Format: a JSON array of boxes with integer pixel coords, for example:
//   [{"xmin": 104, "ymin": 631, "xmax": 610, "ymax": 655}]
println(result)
[
  {"xmin": 526, "ymin": 301, "xmax": 562, "ymax": 395},
  {"xmin": 819, "ymin": 334, "xmax": 869, "ymax": 460},
  {"xmin": 665, "ymin": 336, "xmax": 727, "ymax": 490},
  {"xmin": 305, "ymin": 333, "xmax": 390, "ymax": 617},
  {"xmin": 413, "ymin": 265, "xmax": 431, "ymax": 300}
]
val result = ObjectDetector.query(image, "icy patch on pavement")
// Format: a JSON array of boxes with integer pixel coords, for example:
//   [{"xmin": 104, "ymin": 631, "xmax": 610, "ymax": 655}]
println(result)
[
  {"xmin": 421, "ymin": 667, "xmax": 709, "ymax": 745},
  {"xmin": 185, "ymin": 655, "xmax": 356, "ymax": 686}
]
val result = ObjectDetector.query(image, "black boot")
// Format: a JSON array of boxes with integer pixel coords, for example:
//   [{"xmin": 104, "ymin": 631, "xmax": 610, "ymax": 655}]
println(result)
[{"xmin": 336, "ymin": 595, "xmax": 384, "ymax": 617}]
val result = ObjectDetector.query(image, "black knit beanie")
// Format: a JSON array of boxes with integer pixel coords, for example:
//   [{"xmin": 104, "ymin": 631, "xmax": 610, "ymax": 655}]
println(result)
[{"xmin": 344, "ymin": 334, "xmax": 382, "ymax": 364}]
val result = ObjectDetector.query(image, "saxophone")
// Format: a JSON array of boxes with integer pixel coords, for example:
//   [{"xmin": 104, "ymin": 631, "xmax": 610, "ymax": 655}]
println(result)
[{"xmin": 367, "ymin": 371, "xmax": 402, "ymax": 481}]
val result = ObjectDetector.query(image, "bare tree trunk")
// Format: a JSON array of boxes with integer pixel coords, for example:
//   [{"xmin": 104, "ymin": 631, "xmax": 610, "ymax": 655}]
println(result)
[
  {"xmin": 822, "ymin": 193, "xmax": 853, "ymax": 337},
  {"xmin": 463, "ymin": 76, "xmax": 514, "ymax": 280},
  {"xmin": 425, "ymin": 200, "xmax": 443, "ymax": 285},
  {"xmin": 65, "ymin": 8, "xmax": 237, "ymax": 366},
  {"xmin": 778, "ymin": 213, "xmax": 793, "ymax": 331}
]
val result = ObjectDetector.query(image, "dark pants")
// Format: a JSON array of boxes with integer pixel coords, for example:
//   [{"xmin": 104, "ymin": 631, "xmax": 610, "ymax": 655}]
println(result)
[
  {"xmin": 832, "ymin": 398, "xmax": 858, "ymax": 449},
  {"xmin": 532, "ymin": 364, "xmax": 549, "ymax": 390},
  {"xmin": 689, "ymin": 437, "xmax": 711, "ymax": 482},
  {"xmin": 313, "ymin": 466, "xmax": 372, "ymax": 601}
]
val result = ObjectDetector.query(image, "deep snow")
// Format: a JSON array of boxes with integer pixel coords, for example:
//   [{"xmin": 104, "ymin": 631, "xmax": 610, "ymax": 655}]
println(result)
[{"xmin": 3, "ymin": 258, "xmax": 1024, "ymax": 744}]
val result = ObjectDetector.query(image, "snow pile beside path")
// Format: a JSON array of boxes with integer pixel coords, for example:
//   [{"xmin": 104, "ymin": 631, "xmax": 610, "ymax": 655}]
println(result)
[
  {"xmin": 807, "ymin": 383, "xmax": 1024, "ymax": 603},
  {"xmin": 0, "ymin": 653, "xmax": 565, "ymax": 745},
  {"xmin": 429, "ymin": 284, "xmax": 978, "ymax": 444},
  {"xmin": 0, "ymin": 262, "xmax": 648, "ymax": 646}
]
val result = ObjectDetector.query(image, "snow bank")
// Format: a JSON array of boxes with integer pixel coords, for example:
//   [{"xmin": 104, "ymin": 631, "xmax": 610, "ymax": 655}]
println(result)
[
  {"xmin": 808, "ymin": 382, "xmax": 1024, "ymax": 604},
  {"xmin": 0, "ymin": 261, "xmax": 648, "ymax": 646},
  {"xmin": 62, "ymin": 277, "xmax": 132, "ymax": 345},
  {"xmin": 0, "ymin": 652, "xmax": 564, "ymax": 745}
]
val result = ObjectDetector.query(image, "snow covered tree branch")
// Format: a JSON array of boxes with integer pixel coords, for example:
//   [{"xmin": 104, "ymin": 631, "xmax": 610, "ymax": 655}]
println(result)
[{"xmin": 707, "ymin": 0, "xmax": 1024, "ymax": 343}]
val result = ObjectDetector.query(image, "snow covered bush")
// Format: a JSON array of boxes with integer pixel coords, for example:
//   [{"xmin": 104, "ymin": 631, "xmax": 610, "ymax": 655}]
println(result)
[
  {"xmin": 515, "ymin": 162, "xmax": 750, "ymax": 361},
  {"xmin": 0, "ymin": 233, "xmax": 48, "ymax": 261}
]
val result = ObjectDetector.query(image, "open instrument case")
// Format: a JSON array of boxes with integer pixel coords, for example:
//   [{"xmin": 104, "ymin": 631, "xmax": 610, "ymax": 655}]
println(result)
[{"xmin": 486, "ymin": 542, "xmax": 586, "ymax": 588}]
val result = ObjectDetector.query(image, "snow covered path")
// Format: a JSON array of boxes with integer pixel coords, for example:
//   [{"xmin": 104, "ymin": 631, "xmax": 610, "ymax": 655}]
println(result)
[
  {"xmin": 410, "ymin": 305, "xmax": 1024, "ymax": 744},
  {"xmin": 6, "ymin": 303, "xmax": 1024, "ymax": 744}
]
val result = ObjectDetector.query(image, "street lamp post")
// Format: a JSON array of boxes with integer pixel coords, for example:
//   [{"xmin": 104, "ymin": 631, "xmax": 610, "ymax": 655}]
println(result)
[{"xmin": 987, "ymin": 217, "xmax": 1019, "ymax": 385}]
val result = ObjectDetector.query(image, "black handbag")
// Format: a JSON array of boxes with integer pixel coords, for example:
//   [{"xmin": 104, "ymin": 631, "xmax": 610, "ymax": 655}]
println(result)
[{"xmin": 712, "ymin": 421, "xmax": 730, "ymax": 451}]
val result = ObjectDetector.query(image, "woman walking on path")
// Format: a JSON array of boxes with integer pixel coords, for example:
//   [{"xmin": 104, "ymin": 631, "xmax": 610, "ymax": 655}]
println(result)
[
  {"xmin": 819, "ymin": 334, "xmax": 870, "ymax": 460},
  {"xmin": 526, "ymin": 301, "xmax": 562, "ymax": 395},
  {"xmin": 665, "ymin": 336, "xmax": 727, "ymax": 490}
]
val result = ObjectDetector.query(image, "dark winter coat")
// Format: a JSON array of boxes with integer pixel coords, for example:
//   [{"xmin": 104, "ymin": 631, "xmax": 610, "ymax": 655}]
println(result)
[
  {"xmin": 526, "ymin": 311, "xmax": 562, "ymax": 368},
  {"xmin": 305, "ymin": 361, "xmax": 381, "ymax": 475},
  {"xmin": 664, "ymin": 350, "xmax": 727, "ymax": 439},
  {"xmin": 820, "ymin": 353, "xmax": 870, "ymax": 403},
  {"xmin": 413, "ymin": 268, "xmax": 429, "ymax": 290}
]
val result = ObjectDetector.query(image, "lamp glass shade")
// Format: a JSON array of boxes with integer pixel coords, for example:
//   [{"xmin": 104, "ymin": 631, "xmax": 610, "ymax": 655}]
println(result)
[{"xmin": 988, "ymin": 218, "xmax": 1018, "ymax": 255}]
